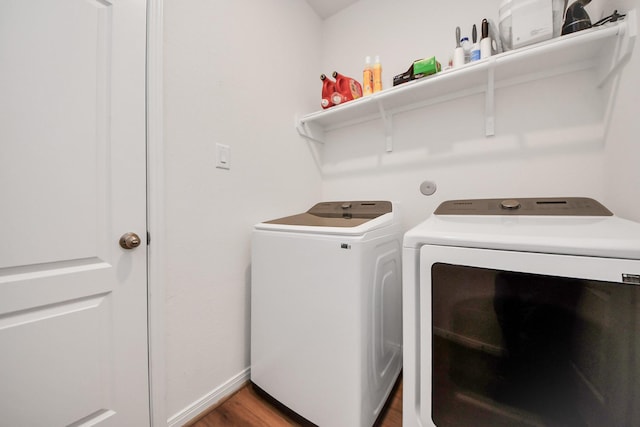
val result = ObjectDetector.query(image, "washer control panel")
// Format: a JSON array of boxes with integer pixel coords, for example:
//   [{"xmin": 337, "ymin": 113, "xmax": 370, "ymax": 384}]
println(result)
[
  {"xmin": 309, "ymin": 201, "xmax": 392, "ymax": 219},
  {"xmin": 434, "ymin": 197, "xmax": 613, "ymax": 216}
]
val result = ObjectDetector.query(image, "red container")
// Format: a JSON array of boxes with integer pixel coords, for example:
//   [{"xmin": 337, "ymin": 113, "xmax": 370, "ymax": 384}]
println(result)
[
  {"xmin": 320, "ymin": 74, "xmax": 336, "ymax": 109},
  {"xmin": 332, "ymin": 71, "xmax": 363, "ymax": 104}
]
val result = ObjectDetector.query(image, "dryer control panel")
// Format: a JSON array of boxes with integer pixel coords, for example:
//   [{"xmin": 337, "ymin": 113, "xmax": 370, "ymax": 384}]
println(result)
[{"xmin": 434, "ymin": 197, "xmax": 613, "ymax": 216}]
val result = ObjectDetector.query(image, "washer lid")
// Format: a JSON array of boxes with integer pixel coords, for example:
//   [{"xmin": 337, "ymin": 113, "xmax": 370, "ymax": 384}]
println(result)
[
  {"xmin": 404, "ymin": 199, "xmax": 640, "ymax": 260},
  {"xmin": 255, "ymin": 201, "xmax": 395, "ymax": 235}
]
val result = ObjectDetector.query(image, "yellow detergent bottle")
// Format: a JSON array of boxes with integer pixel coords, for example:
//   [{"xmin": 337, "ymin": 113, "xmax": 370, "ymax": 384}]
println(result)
[
  {"xmin": 373, "ymin": 55, "xmax": 383, "ymax": 93},
  {"xmin": 363, "ymin": 56, "xmax": 374, "ymax": 96}
]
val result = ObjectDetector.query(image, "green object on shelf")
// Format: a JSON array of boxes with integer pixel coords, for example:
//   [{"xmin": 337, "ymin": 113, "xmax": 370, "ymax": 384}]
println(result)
[
  {"xmin": 393, "ymin": 56, "xmax": 441, "ymax": 86},
  {"xmin": 413, "ymin": 56, "xmax": 441, "ymax": 77}
]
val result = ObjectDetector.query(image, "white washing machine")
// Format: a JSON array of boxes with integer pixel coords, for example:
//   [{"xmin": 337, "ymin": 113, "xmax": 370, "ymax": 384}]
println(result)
[
  {"xmin": 402, "ymin": 197, "xmax": 640, "ymax": 427},
  {"xmin": 251, "ymin": 201, "xmax": 403, "ymax": 427}
]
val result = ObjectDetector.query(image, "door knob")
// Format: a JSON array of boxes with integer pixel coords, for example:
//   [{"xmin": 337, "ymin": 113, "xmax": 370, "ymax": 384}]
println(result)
[{"xmin": 119, "ymin": 232, "xmax": 142, "ymax": 249}]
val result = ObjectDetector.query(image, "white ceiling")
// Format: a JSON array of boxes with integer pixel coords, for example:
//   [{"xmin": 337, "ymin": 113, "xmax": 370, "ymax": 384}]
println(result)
[{"xmin": 305, "ymin": 0, "xmax": 359, "ymax": 19}]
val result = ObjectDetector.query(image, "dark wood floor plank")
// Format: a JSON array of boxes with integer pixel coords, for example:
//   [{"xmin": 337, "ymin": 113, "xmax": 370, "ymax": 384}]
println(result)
[
  {"xmin": 232, "ymin": 387, "xmax": 301, "ymax": 426},
  {"xmin": 191, "ymin": 376, "xmax": 403, "ymax": 427},
  {"xmin": 375, "ymin": 376, "xmax": 403, "ymax": 427}
]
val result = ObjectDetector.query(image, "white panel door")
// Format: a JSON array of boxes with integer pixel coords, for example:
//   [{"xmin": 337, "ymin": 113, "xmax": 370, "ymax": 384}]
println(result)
[{"xmin": 0, "ymin": 0, "xmax": 149, "ymax": 425}]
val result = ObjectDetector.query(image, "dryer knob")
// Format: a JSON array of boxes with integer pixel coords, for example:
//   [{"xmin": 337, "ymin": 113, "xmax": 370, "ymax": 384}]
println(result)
[{"xmin": 501, "ymin": 199, "xmax": 521, "ymax": 210}]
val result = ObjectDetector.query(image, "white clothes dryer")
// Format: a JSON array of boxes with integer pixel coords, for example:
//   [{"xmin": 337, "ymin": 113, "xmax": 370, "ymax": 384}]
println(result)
[
  {"xmin": 251, "ymin": 201, "xmax": 403, "ymax": 427},
  {"xmin": 403, "ymin": 197, "xmax": 640, "ymax": 427}
]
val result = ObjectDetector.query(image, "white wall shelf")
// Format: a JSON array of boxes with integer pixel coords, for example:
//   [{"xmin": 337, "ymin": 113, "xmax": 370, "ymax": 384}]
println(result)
[{"xmin": 296, "ymin": 11, "xmax": 636, "ymax": 152}]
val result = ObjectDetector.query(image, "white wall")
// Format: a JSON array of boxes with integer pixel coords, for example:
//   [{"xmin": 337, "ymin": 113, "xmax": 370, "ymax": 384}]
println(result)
[
  {"xmin": 319, "ymin": 0, "xmax": 640, "ymax": 229},
  {"xmin": 163, "ymin": 0, "xmax": 322, "ymax": 419},
  {"xmin": 603, "ymin": 0, "xmax": 640, "ymax": 221}
]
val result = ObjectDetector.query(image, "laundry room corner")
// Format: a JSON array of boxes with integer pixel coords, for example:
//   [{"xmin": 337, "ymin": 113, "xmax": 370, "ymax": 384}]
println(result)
[
  {"xmin": 159, "ymin": 0, "xmax": 640, "ymax": 424},
  {"xmin": 161, "ymin": 0, "xmax": 323, "ymax": 423}
]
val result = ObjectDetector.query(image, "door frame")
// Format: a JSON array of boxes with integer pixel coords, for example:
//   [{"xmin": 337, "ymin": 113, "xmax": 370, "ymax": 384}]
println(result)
[{"xmin": 147, "ymin": 0, "xmax": 167, "ymax": 425}]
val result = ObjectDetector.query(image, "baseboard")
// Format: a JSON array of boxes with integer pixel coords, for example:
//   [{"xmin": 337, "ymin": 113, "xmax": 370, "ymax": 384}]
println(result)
[{"xmin": 167, "ymin": 367, "xmax": 250, "ymax": 427}]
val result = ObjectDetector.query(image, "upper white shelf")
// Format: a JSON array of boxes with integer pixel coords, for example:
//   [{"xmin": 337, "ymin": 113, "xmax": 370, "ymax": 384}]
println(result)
[{"xmin": 296, "ymin": 13, "xmax": 635, "ymax": 149}]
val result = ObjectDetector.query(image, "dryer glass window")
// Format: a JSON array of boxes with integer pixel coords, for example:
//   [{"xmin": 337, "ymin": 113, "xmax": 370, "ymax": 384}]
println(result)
[{"xmin": 431, "ymin": 263, "xmax": 639, "ymax": 427}]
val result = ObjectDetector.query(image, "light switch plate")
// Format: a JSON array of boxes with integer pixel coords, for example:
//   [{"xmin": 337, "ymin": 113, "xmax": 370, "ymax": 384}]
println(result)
[{"xmin": 215, "ymin": 143, "xmax": 230, "ymax": 170}]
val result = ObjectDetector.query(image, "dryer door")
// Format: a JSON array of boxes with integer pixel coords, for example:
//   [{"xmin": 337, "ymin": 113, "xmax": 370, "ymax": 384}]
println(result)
[{"xmin": 417, "ymin": 245, "xmax": 640, "ymax": 427}]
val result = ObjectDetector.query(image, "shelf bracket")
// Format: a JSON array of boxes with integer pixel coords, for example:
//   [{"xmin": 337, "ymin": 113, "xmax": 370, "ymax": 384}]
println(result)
[
  {"xmin": 598, "ymin": 9, "xmax": 637, "ymax": 88},
  {"xmin": 485, "ymin": 58, "xmax": 496, "ymax": 137},
  {"xmin": 376, "ymin": 99, "xmax": 393, "ymax": 152},
  {"xmin": 295, "ymin": 117, "xmax": 325, "ymax": 145}
]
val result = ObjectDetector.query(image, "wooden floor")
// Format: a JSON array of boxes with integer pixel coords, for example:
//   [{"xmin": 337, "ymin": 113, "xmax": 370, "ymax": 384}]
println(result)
[{"xmin": 189, "ymin": 376, "xmax": 402, "ymax": 427}]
